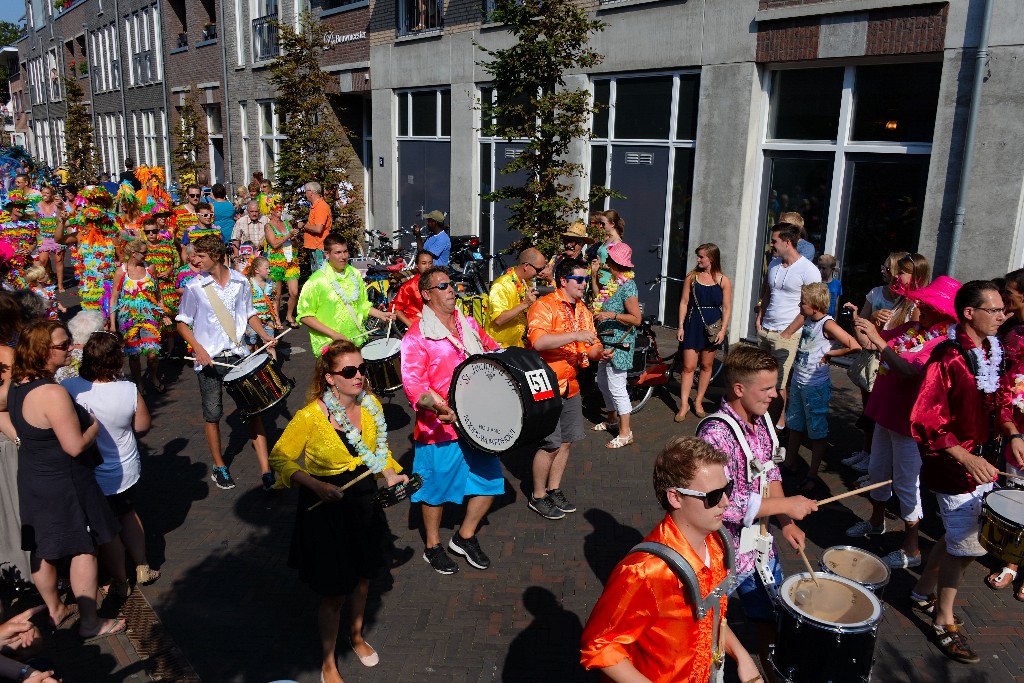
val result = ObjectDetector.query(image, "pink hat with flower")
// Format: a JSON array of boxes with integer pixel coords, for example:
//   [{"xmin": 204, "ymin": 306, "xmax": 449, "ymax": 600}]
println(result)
[
  {"xmin": 905, "ymin": 275, "xmax": 961, "ymax": 320},
  {"xmin": 606, "ymin": 242, "xmax": 634, "ymax": 269}
]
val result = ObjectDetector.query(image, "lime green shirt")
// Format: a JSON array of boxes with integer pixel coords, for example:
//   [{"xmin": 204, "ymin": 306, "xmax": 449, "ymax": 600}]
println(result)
[{"xmin": 296, "ymin": 263, "xmax": 372, "ymax": 352}]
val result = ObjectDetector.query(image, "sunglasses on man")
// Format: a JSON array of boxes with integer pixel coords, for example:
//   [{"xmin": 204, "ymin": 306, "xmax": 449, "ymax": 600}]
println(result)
[
  {"xmin": 329, "ymin": 363, "xmax": 368, "ymax": 379},
  {"xmin": 668, "ymin": 479, "xmax": 734, "ymax": 508},
  {"xmin": 562, "ymin": 275, "xmax": 589, "ymax": 284},
  {"xmin": 424, "ymin": 281, "xmax": 453, "ymax": 291}
]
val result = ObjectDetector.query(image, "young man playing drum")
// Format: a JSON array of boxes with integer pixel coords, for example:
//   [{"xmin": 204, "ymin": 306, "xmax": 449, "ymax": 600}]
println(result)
[
  {"xmin": 527, "ymin": 257, "xmax": 612, "ymax": 520},
  {"xmin": 176, "ymin": 235, "xmax": 278, "ymax": 491},
  {"xmin": 400, "ymin": 266, "xmax": 504, "ymax": 575},
  {"xmin": 696, "ymin": 345, "xmax": 818, "ymax": 677},
  {"xmin": 909, "ymin": 280, "xmax": 1003, "ymax": 664},
  {"xmin": 485, "ymin": 247, "xmax": 546, "ymax": 348},
  {"xmin": 392, "ymin": 250, "xmax": 433, "ymax": 329},
  {"xmin": 581, "ymin": 436, "xmax": 761, "ymax": 683},
  {"xmin": 297, "ymin": 234, "xmax": 396, "ymax": 352}
]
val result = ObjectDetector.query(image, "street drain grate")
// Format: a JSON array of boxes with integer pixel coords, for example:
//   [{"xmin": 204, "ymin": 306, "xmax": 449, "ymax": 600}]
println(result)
[{"xmin": 120, "ymin": 590, "xmax": 202, "ymax": 682}]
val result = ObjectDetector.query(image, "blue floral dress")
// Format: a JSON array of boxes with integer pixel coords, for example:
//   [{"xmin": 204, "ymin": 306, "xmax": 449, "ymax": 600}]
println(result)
[{"xmin": 595, "ymin": 278, "xmax": 638, "ymax": 371}]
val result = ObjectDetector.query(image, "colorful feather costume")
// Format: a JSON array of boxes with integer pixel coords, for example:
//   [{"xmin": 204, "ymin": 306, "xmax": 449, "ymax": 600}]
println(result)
[{"xmin": 114, "ymin": 265, "xmax": 164, "ymax": 356}]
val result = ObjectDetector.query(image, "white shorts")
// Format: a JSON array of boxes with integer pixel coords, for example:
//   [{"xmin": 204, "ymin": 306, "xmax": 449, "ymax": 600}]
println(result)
[{"xmin": 935, "ymin": 483, "xmax": 994, "ymax": 557}]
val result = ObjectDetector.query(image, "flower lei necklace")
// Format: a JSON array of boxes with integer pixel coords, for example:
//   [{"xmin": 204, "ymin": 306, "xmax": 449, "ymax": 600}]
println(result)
[
  {"xmin": 322, "ymin": 389, "xmax": 389, "ymax": 473},
  {"xmin": 878, "ymin": 322, "xmax": 955, "ymax": 376},
  {"xmin": 506, "ymin": 267, "xmax": 526, "ymax": 300},
  {"xmin": 324, "ymin": 262, "xmax": 361, "ymax": 304},
  {"xmin": 592, "ymin": 271, "xmax": 634, "ymax": 312},
  {"xmin": 968, "ymin": 332, "xmax": 1001, "ymax": 394}
]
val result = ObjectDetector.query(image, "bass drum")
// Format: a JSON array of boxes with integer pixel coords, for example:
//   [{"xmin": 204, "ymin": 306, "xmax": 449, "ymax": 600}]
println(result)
[
  {"xmin": 979, "ymin": 488, "xmax": 1024, "ymax": 565},
  {"xmin": 449, "ymin": 348, "xmax": 562, "ymax": 454}
]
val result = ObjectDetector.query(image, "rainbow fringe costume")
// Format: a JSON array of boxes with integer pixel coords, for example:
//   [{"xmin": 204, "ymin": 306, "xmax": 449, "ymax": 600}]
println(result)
[
  {"xmin": 72, "ymin": 207, "xmax": 118, "ymax": 314},
  {"xmin": 266, "ymin": 221, "xmax": 300, "ymax": 281},
  {"xmin": 115, "ymin": 267, "xmax": 164, "ymax": 356}
]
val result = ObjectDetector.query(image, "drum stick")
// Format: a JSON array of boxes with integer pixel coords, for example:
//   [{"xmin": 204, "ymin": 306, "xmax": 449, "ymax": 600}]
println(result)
[
  {"xmin": 797, "ymin": 546, "xmax": 820, "ymax": 587},
  {"xmin": 183, "ymin": 356, "xmax": 236, "ymax": 369},
  {"xmin": 307, "ymin": 468, "xmax": 374, "ymax": 511},
  {"xmin": 816, "ymin": 480, "xmax": 893, "ymax": 506},
  {"xmin": 999, "ymin": 470, "xmax": 1024, "ymax": 480},
  {"xmin": 385, "ymin": 315, "xmax": 394, "ymax": 340},
  {"xmin": 251, "ymin": 327, "xmax": 293, "ymax": 357}
]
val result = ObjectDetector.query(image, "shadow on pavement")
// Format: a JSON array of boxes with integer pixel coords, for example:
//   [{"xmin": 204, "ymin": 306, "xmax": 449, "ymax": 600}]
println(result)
[
  {"xmin": 501, "ymin": 586, "xmax": 597, "ymax": 683},
  {"xmin": 582, "ymin": 508, "xmax": 643, "ymax": 585}
]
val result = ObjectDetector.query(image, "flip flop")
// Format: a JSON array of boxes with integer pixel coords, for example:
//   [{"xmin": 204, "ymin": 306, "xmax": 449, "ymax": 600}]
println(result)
[
  {"xmin": 50, "ymin": 603, "xmax": 80, "ymax": 631},
  {"xmin": 986, "ymin": 567, "xmax": 1017, "ymax": 590},
  {"xmin": 80, "ymin": 618, "xmax": 127, "ymax": 642}
]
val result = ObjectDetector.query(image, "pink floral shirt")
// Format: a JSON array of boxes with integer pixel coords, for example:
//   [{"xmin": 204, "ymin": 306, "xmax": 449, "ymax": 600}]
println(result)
[
  {"xmin": 401, "ymin": 312, "xmax": 499, "ymax": 444},
  {"xmin": 696, "ymin": 400, "xmax": 781, "ymax": 575}
]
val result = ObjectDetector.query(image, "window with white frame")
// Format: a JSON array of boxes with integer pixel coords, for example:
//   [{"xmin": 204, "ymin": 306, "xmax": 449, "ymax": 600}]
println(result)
[
  {"xmin": 205, "ymin": 103, "xmax": 224, "ymax": 184},
  {"xmin": 750, "ymin": 62, "xmax": 941, "ymax": 328},
  {"xmin": 258, "ymin": 100, "xmax": 284, "ymax": 181},
  {"xmin": 239, "ymin": 101, "xmax": 250, "ymax": 182},
  {"xmin": 396, "ymin": 88, "xmax": 451, "ymax": 139},
  {"xmin": 140, "ymin": 110, "xmax": 158, "ymax": 166},
  {"xmin": 46, "ymin": 49, "xmax": 60, "ymax": 101},
  {"xmin": 54, "ymin": 120, "xmax": 66, "ymax": 166},
  {"xmin": 132, "ymin": 111, "xmax": 140, "ymax": 163},
  {"xmin": 125, "ymin": 5, "xmax": 158, "ymax": 87}
]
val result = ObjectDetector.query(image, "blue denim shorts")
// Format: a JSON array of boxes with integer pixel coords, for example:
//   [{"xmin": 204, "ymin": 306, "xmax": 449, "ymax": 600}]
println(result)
[
  {"xmin": 733, "ymin": 553, "xmax": 784, "ymax": 622},
  {"xmin": 785, "ymin": 380, "xmax": 832, "ymax": 440}
]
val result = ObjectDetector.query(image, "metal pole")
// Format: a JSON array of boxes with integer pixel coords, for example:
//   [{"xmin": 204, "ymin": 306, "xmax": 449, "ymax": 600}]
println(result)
[{"xmin": 947, "ymin": 0, "xmax": 995, "ymax": 277}]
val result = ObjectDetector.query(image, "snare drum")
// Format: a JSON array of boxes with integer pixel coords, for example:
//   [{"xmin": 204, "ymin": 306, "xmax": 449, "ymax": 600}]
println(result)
[
  {"xmin": 449, "ymin": 347, "xmax": 562, "ymax": 454},
  {"xmin": 979, "ymin": 488, "xmax": 1024, "ymax": 565},
  {"xmin": 223, "ymin": 353, "xmax": 293, "ymax": 418},
  {"xmin": 772, "ymin": 573, "xmax": 882, "ymax": 683},
  {"xmin": 362, "ymin": 337, "xmax": 403, "ymax": 393},
  {"xmin": 820, "ymin": 546, "xmax": 890, "ymax": 597}
]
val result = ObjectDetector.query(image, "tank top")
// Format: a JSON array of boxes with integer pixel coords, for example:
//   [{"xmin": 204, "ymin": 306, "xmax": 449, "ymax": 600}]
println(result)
[{"xmin": 792, "ymin": 315, "xmax": 833, "ymax": 386}]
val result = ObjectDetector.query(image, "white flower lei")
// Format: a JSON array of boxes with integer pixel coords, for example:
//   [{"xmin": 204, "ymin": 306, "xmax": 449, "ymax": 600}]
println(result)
[
  {"xmin": 324, "ymin": 262, "xmax": 361, "ymax": 304},
  {"xmin": 322, "ymin": 389, "xmax": 389, "ymax": 473},
  {"xmin": 950, "ymin": 325, "xmax": 1002, "ymax": 393}
]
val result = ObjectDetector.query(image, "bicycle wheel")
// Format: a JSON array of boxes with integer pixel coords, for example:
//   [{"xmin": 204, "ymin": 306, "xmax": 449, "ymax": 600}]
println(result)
[
  {"xmin": 709, "ymin": 338, "xmax": 730, "ymax": 383},
  {"xmin": 627, "ymin": 383, "xmax": 655, "ymax": 414}
]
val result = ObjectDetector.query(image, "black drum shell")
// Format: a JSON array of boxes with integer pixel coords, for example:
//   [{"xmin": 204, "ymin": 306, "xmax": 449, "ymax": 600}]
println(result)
[{"xmin": 449, "ymin": 348, "xmax": 562, "ymax": 454}]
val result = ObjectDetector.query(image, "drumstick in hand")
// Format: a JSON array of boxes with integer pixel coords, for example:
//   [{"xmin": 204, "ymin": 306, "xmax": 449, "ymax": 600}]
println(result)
[
  {"xmin": 817, "ymin": 480, "xmax": 893, "ymax": 506},
  {"xmin": 999, "ymin": 470, "xmax": 1024, "ymax": 480},
  {"xmin": 251, "ymin": 327, "xmax": 292, "ymax": 357},
  {"xmin": 184, "ymin": 355, "xmax": 236, "ymax": 369},
  {"xmin": 797, "ymin": 546, "xmax": 820, "ymax": 588},
  {"xmin": 307, "ymin": 468, "xmax": 374, "ymax": 510}
]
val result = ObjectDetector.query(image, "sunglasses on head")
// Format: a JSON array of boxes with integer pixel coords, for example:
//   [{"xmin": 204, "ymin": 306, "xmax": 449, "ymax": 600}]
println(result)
[
  {"xmin": 669, "ymin": 479, "xmax": 734, "ymax": 508},
  {"xmin": 329, "ymin": 363, "xmax": 368, "ymax": 379},
  {"xmin": 425, "ymin": 281, "xmax": 453, "ymax": 291}
]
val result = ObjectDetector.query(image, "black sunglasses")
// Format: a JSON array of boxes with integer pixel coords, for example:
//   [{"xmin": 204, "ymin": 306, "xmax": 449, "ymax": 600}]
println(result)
[
  {"xmin": 187, "ymin": 193, "xmax": 201, "ymax": 198},
  {"xmin": 330, "ymin": 363, "xmax": 368, "ymax": 379},
  {"xmin": 51, "ymin": 340, "xmax": 72, "ymax": 351},
  {"xmin": 670, "ymin": 479, "xmax": 735, "ymax": 508},
  {"xmin": 143, "ymin": 229, "xmax": 159, "ymax": 234},
  {"xmin": 425, "ymin": 281, "xmax": 453, "ymax": 291}
]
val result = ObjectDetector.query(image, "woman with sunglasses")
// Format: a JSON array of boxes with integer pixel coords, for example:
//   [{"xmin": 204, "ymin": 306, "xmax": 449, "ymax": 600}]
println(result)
[
  {"xmin": 0, "ymin": 320, "xmax": 125, "ymax": 640},
  {"xmin": 270, "ymin": 340, "xmax": 408, "ymax": 683}
]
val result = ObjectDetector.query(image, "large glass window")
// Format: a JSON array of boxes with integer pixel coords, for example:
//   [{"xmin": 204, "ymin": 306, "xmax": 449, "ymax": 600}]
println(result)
[
  {"xmin": 753, "ymin": 63, "xmax": 939, "ymax": 334},
  {"xmin": 613, "ymin": 76, "xmax": 673, "ymax": 140},
  {"xmin": 397, "ymin": 88, "xmax": 451, "ymax": 139}
]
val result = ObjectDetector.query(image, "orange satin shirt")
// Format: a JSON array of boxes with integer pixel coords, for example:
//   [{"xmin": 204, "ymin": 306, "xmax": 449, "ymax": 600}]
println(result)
[
  {"xmin": 304, "ymin": 198, "xmax": 333, "ymax": 250},
  {"xmin": 580, "ymin": 514, "xmax": 729, "ymax": 683},
  {"xmin": 527, "ymin": 289, "xmax": 598, "ymax": 398}
]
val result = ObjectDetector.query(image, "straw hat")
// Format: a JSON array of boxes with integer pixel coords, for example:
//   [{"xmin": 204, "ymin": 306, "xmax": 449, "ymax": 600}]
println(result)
[{"xmin": 562, "ymin": 222, "xmax": 595, "ymax": 244}]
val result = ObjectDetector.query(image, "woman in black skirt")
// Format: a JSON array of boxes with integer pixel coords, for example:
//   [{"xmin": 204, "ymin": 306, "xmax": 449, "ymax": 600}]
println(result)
[
  {"xmin": 0, "ymin": 320, "xmax": 125, "ymax": 640},
  {"xmin": 270, "ymin": 339, "xmax": 408, "ymax": 683}
]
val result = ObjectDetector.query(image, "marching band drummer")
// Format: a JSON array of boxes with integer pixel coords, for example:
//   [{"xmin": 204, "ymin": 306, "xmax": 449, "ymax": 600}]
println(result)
[
  {"xmin": 400, "ymin": 266, "xmax": 504, "ymax": 576},
  {"xmin": 269, "ymin": 340, "xmax": 408, "ymax": 683},
  {"xmin": 392, "ymin": 249, "xmax": 433, "ymax": 329},
  {"xmin": 175, "ymin": 235, "xmax": 278, "ymax": 492},
  {"xmin": 297, "ymin": 234, "xmax": 396, "ymax": 350}
]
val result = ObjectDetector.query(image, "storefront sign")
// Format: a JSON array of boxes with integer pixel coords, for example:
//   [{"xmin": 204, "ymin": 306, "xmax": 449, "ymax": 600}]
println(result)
[{"xmin": 323, "ymin": 30, "xmax": 366, "ymax": 48}]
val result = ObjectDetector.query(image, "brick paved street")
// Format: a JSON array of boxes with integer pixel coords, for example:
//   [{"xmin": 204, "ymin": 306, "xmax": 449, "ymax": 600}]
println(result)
[{"xmin": 48, "ymin": 326, "xmax": 1024, "ymax": 682}]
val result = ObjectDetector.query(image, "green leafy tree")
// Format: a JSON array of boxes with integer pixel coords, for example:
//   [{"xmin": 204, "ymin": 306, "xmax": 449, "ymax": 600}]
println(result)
[
  {"xmin": 269, "ymin": 12, "xmax": 362, "ymax": 242},
  {"xmin": 172, "ymin": 91, "xmax": 207, "ymax": 187},
  {"xmin": 62, "ymin": 77, "xmax": 99, "ymax": 186},
  {"xmin": 478, "ymin": 0, "xmax": 612, "ymax": 255}
]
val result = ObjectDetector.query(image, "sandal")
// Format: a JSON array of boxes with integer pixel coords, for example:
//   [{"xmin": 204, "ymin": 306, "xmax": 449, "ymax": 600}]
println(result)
[
  {"xmin": 591, "ymin": 422, "xmax": 614, "ymax": 432},
  {"xmin": 1016, "ymin": 584, "xmax": 1024, "ymax": 602},
  {"xmin": 137, "ymin": 564, "xmax": 161, "ymax": 586},
  {"xmin": 986, "ymin": 567, "xmax": 1017, "ymax": 590},
  {"xmin": 50, "ymin": 603, "xmax": 80, "ymax": 631},
  {"xmin": 606, "ymin": 433, "xmax": 634, "ymax": 449},
  {"xmin": 80, "ymin": 618, "xmax": 127, "ymax": 642}
]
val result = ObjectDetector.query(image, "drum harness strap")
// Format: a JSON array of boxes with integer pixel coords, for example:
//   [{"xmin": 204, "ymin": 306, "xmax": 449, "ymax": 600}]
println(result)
[
  {"xmin": 202, "ymin": 278, "xmax": 241, "ymax": 346},
  {"xmin": 630, "ymin": 528, "xmax": 737, "ymax": 683},
  {"xmin": 697, "ymin": 412, "xmax": 782, "ymax": 599}
]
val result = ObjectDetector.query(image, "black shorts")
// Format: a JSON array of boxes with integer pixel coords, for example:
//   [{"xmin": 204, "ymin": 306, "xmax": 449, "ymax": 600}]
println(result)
[{"xmin": 106, "ymin": 482, "xmax": 139, "ymax": 516}]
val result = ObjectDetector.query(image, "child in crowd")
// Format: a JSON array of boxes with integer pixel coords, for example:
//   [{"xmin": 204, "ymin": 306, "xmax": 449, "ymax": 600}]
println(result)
[
  {"xmin": 110, "ymin": 238, "xmax": 172, "ymax": 393},
  {"xmin": 783, "ymin": 282, "xmax": 861, "ymax": 492},
  {"xmin": 816, "ymin": 254, "xmax": 842, "ymax": 317},
  {"xmin": 25, "ymin": 264, "xmax": 66, "ymax": 320},
  {"xmin": 246, "ymin": 256, "xmax": 281, "ymax": 361}
]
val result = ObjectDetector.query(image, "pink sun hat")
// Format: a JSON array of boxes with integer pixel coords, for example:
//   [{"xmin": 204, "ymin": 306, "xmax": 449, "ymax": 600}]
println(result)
[
  {"xmin": 606, "ymin": 242, "xmax": 634, "ymax": 269},
  {"xmin": 904, "ymin": 275, "xmax": 961, "ymax": 320}
]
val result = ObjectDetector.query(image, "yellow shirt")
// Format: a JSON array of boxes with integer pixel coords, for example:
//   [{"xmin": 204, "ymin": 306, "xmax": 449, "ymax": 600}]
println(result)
[
  {"xmin": 269, "ymin": 397, "xmax": 402, "ymax": 487},
  {"xmin": 485, "ymin": 268, "xmax": 530, "ymax": 348}
]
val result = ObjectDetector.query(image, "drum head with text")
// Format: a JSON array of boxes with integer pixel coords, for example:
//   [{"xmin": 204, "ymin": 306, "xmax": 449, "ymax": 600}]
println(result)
[{"xmin": 451, "ymin": 358, "xmax": 526, "ymax": 452}]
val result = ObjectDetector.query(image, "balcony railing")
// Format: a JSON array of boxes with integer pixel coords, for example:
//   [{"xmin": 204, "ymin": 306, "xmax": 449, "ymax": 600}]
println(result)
[
  {"xmin": 252, "ymin": 14, "xmax": 280, "ymax": 61},
  {"xmin": 400, "ymin": 0, "xmax": 443, "ymax": 35}
]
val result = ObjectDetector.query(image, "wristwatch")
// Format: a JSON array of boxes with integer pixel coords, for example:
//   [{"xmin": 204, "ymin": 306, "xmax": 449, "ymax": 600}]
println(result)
[{"xmin": 18, "ymin": 666, "xmax": 34, "ymax": 681}]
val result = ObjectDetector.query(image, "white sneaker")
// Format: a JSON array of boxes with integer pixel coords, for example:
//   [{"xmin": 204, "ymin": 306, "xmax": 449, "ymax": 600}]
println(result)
[{"xmin": 842, "ymin": 450, "xmax": 869, "ymax": 466}]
